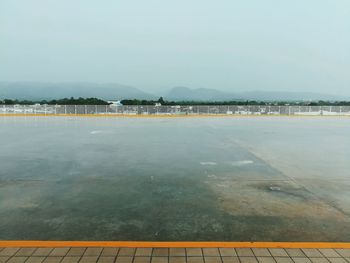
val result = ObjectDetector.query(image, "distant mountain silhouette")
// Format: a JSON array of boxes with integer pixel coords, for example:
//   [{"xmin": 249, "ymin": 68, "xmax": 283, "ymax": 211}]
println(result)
[
  {"xmin": 0, "ymin": 82, "xmax": 156, "ymax": 100},
  {"xmin": 0, "ymin": 82, "xmax": 347, "ymax": 102},
  {"xmin": 165, "ymin": 87, "xmax": 236, "ymax": 101},
  {"xmin": 165, "ymin": 86, "xmax": 345, "ymax": 101}
]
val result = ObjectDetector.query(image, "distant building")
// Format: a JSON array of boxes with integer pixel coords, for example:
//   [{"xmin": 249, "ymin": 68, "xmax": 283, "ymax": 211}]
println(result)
[{"xmin": 108, "ymin": 100, "xmax": 123, "ymax": 106}]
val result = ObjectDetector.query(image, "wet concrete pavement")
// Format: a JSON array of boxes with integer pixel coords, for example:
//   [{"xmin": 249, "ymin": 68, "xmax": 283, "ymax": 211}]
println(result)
[{"xmin": 0, "ymin": 117, "xmax": 349, "ymax": 241}]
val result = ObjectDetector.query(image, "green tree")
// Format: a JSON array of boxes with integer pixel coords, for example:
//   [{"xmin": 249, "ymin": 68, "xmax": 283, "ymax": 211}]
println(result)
[{"xmin": 158, "ymin": 97, "xmax": 165, "ymax": 104}]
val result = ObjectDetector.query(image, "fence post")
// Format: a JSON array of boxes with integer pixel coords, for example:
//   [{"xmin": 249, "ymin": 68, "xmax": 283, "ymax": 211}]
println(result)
[
  {"xmin": 75, "ymin": 105, "xmax": 77, "ymax": 115},
  {"xmin": 44, "ymin": 104, "xmax": 47, "ymax": 115},
  {"xmin": 64, "ymin": 105, "xmax": 67, "ymax": 115},
  {"xmin": 288, "ymin": 106, "xmax": 291, "ymax": 115}
]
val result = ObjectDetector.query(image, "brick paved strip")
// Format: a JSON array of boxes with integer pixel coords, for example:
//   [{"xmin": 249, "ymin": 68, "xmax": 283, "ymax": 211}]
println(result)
[{"xmin": 0, "ymin": 246, "xmax": 349, "ymax": 263}]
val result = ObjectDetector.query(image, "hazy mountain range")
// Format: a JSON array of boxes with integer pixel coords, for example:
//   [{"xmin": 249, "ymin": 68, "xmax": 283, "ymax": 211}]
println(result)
[
  {"xmin": 0, "ymin": 82, "xmax": 154, "ymax": 101},
  {"xmin": 0, "ymin": 82, "xmax": 347, "ymax": 102},
  {"xmin": 166, "ymin": 86, "xmax": 346, "ymax": 101}
]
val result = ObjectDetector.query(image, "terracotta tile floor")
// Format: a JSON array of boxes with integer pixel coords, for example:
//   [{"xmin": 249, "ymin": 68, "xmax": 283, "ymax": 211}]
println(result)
[{"xmin": 0, "ymin": 248, "xmax": 349, "ymax": 263}]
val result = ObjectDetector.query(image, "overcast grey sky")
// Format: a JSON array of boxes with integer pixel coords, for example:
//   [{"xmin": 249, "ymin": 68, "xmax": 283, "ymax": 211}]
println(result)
[{"xmin": 1, "ymin": 0, "xmax": 350, "ymax": 95}]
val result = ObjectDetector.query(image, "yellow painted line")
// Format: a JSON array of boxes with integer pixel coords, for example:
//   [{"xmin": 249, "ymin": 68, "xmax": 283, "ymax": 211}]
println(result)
[
  {"xmin": 0, "ymin": 114, "xmax": 349, "ymax": 118},
  {"xmin": 0, "ymin": 241, "xmax": 350, "ymax": 248}
]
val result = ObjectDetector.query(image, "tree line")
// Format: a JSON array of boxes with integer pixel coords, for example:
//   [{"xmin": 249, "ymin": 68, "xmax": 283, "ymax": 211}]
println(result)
[
  {"xmin": 0, "ymin": 97, "xmax": 110, "ymax": 105},
  {"xmin": 120, "ymin": 97, "xmax": 350, "ymax": 106},
  {"xmin": 1, "ymin": 96, "xmax": 350, "ymax": 106}
]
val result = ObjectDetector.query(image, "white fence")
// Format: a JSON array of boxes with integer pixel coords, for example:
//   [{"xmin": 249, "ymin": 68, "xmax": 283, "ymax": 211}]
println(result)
[{"xmin": 1, "ymin": 104, "xmax": 350, "ymax": 116}]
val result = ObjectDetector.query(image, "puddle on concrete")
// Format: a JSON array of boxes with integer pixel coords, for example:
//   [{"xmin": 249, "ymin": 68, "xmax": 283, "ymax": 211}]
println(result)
[{"xmin": 0, "ymin": 117, "xmax": 350, "ymax": 241}]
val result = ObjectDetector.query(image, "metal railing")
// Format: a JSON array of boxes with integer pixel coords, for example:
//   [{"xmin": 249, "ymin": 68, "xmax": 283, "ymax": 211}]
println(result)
[{"xmin": 1, "ymin": 104, "xmax": 350, "ymax": 116}]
